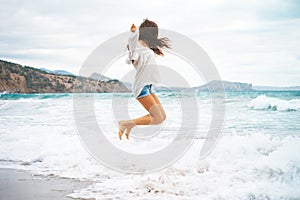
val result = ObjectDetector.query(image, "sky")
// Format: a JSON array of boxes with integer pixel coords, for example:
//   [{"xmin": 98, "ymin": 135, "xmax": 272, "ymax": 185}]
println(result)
[{"xmin": 0, "ymin": 0, "xmax": 300, "ymax": 86}]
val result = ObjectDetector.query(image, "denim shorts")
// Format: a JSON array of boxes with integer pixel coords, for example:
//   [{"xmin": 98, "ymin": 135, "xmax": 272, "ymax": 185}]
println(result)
[{"xmin": 137, "ymin": 84, "xmax": 155, "ymax": 99}]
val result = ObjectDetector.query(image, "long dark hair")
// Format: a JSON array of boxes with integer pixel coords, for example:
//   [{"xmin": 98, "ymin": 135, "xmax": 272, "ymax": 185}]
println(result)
[{"xmin": 139, "ymin": 19, "xmax": 170, "ymax": 56}]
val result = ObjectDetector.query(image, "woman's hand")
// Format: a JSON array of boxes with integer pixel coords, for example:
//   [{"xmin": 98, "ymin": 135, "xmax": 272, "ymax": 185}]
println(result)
[{"xmin": 130, "ymin": 24, "xmax": 136, "ymax": 32}]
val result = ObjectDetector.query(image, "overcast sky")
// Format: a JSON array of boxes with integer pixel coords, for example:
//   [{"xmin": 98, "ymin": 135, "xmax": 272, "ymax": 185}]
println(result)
[{"xmin": 1, "ymin": 0, "xmax": 299, "ymax": 86}]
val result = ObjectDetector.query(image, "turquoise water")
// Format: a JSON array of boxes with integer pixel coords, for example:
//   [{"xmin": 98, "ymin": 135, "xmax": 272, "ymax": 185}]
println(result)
[
  {"xmin": 1, "ymin": 90, "xmax": 299, "ymax": 100},
  {"xmin": 0, "ymin": 92, "xmax": 71, "ymax": 100}
]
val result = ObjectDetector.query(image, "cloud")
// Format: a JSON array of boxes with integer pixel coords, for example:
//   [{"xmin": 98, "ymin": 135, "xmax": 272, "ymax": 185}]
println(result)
[{"xmin": 0, "ymin": 0, "xmax": 299, "ymax": 86}]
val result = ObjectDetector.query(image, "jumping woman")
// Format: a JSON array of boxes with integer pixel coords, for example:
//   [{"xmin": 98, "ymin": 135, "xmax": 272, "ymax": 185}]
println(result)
[{"xmin": 118, "ymin": 19, "xmax": 171, "ymax": 140}]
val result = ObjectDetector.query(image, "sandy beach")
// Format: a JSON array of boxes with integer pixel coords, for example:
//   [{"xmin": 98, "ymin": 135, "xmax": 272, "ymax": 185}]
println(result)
[{"xmin": 0, "ymin": 168, "xmax": 92, "ymax": 200}]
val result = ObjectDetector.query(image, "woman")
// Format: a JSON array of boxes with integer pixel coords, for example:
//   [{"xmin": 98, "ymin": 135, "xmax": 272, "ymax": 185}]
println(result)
[{"xmin": 118, "ymin": 19, "xmax": 171, "ymax": 140}]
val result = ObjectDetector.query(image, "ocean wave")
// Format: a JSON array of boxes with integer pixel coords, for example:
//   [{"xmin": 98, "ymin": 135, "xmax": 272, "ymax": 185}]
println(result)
[{"xmin": 248, "ymin": 95, "xmax": 300, "ymax": 111}]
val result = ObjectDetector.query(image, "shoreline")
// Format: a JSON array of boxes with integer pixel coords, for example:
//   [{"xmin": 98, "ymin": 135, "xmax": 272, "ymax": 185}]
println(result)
[{"xmin": 0, "ymin": 168, "xmax": 93, "ymax": 200}]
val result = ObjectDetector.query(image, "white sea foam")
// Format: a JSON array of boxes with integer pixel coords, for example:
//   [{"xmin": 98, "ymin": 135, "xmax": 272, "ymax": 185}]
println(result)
[
  {"xmin": 67, "ymin": 133, "xmax": 300, "ymax": 200},
  {"xmin": 248, "ymin": 95, "xmax": 300, "ymax": 111}
]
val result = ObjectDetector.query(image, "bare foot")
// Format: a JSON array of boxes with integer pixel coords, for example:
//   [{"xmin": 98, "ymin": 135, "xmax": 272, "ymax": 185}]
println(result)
[
  {"xmin": 118, "ymin": 120, "xmax": 135, "ymax": 140},
  {"xmin": 125, "ymin": 127, "xmax": 133, "ymax": 140}
]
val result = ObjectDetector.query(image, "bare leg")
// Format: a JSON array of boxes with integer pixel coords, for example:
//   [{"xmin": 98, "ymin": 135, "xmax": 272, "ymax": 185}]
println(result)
[
  {"xmin": 118, "ymin": 94, "xmax": 166, "ymax": 140},
  {"xmin": 150, "ymin": 93, "xmax": 166, "ymax": 120}
]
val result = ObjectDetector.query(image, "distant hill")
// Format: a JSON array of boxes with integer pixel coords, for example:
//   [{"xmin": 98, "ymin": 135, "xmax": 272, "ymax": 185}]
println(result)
[
  {"xmin": 154, "ymin": 81, "xmax": 253, "ymax": 92},
  {"xmin": 194, "ymin": 80, "xmax": 253, "ymax": 91},
  {"xmin": 253, "ymin": 85, "xmax": 300, "ymax": 91},
  {"xmin": 39, "ymin": 68, "xmax": 75, "ymax": 76},
  {"xmin": 0, "ymin": 59, "xmax": 129, "ymax": 93}
]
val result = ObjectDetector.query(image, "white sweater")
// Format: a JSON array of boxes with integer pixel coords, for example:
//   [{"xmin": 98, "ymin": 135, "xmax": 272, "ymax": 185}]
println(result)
[{"xmin": 126, "ymin": 30, "xmax": 161, "ymax": 98}]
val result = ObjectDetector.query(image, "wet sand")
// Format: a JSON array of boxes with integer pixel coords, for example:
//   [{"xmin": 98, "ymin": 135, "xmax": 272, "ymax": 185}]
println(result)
[{"xmin": 0, "ymin": 168, "xmax": 93, "ymax": 200}]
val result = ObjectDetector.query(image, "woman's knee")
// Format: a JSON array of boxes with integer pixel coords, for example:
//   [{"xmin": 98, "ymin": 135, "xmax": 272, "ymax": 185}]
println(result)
[
  {"xmin": 149, "ymin": 105, "xmax": 166, "ymax": 124},
  {"xmin": 159, "ymin": 108, "xmax": 166, "ymax": 123},
  {"xmin": 154, "ymin": 113, "xmax": 166, "ymax": 124},
  {"xmin": 160, "ymin": 112, "xmax": 166, "ymax": 122},
  {"xmin": 157, "ymin": 105, "xmax": 167, "ymax": 122}
]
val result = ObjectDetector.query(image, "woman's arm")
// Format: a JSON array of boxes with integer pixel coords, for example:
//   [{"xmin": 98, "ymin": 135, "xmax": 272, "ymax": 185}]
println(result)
[
  {"xmin": 127, "ymin": 24, "xmax": 136, "ymax": 50},
  {"xmin": 126, "ymin": 24, "xmax": 139, "ymax": 65}
]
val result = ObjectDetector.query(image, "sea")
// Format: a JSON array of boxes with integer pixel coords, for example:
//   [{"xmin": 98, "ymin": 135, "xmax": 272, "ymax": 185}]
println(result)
[{"xmin": 0, "ymin": 90, "xmax": 299, "ymax": 200}]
